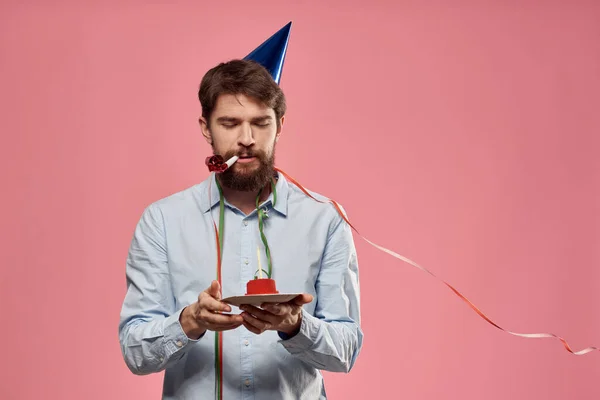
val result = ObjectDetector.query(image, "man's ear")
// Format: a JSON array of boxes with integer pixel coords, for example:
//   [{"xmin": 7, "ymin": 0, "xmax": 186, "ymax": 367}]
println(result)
[
  {"xmin": 275, "ymin": 116, "xmax": 285, "ymax": 142},
  {"xmin": 199, "ymin": 117, "xmax": 212, "ymax": 144}
]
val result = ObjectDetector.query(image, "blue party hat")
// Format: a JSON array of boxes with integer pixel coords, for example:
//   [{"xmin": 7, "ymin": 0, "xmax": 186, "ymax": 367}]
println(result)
[{"xmin": 244, "ymin": 22, "xmax": 292, "ymax": 85}]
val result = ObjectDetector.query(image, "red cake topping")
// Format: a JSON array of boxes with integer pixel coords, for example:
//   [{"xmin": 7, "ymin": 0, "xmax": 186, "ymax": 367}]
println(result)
[{"xmin": 246, "ymin": 278, "xmax": 278, "ymax": 295}]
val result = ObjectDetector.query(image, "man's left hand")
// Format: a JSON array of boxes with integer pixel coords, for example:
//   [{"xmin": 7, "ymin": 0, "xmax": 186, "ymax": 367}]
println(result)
[{"xmin": 239, "ymin": 294, "xmax": 313, "ymax": 336}]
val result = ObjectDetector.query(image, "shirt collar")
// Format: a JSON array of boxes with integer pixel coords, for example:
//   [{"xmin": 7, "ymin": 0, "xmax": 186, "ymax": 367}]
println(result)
[{"xmin": 201, "ymin": 171, "xmax": 289, "ymax": 217}]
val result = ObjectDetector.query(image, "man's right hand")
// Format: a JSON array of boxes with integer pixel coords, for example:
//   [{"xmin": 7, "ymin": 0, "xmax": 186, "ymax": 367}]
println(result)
[{"xmin": 179, "ymin": 280, "xmax": 243, "ymax": 339}]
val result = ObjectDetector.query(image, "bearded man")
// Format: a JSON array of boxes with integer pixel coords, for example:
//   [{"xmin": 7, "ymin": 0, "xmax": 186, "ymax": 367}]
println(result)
[{"xmin": 118, "ymin": 24, "xmax": 363, "ymax": 400}]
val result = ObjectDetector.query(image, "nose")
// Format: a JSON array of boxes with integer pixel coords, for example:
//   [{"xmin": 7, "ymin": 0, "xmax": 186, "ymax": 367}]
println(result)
[{"xmin": 237, "ymin": 122, "xmax": 255, "ymax": 147}]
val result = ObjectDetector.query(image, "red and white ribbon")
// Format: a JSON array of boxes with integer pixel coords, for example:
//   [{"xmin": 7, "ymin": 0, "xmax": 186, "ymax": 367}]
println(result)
[{"xmin": 276, "ymin": 167, "xmax": 599, "ymax": 356}]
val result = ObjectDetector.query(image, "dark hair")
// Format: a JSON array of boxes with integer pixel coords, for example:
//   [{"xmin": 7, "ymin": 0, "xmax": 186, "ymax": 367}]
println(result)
[{"xmin": 198, "ymin": 59, "xmax": 286, "ymax": 129}]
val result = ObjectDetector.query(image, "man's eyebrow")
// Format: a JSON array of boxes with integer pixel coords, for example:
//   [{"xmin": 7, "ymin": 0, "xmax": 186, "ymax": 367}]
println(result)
[
  {"xmin": 216, "ymin": 116, "xmax": 240, "ymax": 123},
  {"xmin": 215, "ymin": 116, "xmax": 272, "ymax": 123},
  {"xmin": 251, "ymin": 115, "xmax": 273, "ymax": 122}
]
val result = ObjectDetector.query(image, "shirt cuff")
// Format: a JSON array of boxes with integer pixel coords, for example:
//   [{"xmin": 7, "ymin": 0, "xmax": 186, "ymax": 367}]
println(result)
[
  {"xmin": 277, "ymin": 309, "xmax": 321, "ymax": 351},
  {"xmin": 163, "ymin": 307, "xmax": 204, "ymax": 356}
]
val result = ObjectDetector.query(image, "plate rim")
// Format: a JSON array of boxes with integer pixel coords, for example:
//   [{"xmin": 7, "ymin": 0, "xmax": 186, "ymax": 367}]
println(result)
[{"xmin": 221, "ymin": 293, "xmax": 302, "ymax": 305}]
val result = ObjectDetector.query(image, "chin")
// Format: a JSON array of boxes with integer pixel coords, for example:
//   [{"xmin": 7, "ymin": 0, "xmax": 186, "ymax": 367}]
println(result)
[{"xmin": 234, "ymin": 164, "xmax": 258, "ymax": 173}]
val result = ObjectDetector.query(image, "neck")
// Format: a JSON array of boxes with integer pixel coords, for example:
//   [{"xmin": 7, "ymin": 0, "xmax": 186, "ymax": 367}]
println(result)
[{"xmin": 217, "ymin": 178, "xmax": 272, "ymax": 215}]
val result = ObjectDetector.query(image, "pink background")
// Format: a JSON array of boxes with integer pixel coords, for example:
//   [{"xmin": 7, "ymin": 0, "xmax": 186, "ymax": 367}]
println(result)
[{"xmin": 2, "ymin": 1, "xmax": 599, "ymax": 399}]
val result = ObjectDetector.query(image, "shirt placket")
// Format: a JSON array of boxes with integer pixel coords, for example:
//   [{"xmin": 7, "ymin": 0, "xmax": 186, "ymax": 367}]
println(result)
[{"xmin": 240, "ymin": 216, "xmax": 255, "ymax": 399}]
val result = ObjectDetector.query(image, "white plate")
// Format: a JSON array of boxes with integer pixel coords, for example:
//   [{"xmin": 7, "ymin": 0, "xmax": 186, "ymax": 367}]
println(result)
[{"xmin": 221, "ymin": 293, "xmax": 302, "ymax": 307}]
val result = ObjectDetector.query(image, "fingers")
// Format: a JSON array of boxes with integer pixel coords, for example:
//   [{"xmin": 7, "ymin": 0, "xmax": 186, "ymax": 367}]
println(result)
[
  {"xmin": 214, "ymin": 321, "xmax": 244, "ymax": 332},
  {"xmin": 192, "ymin": 287, "xmax": 313, "ymax": 336},
  {"xmin": 241, "ymin": 312, "xmax": 272, "ymax": 333},
  {"xmin": 257, "ymin": 293, "xmax": 312, "ymax": 314},
  {"xmin": 261, "ymin": 303, "xmax": 293, "ymax": 316},
  {"xmin": 242, "ymin": 320, "xmax": 262, "ymax": 335},
  {"xmin": 199, "ymin": 285, "xmax": 231, "ymax": 313},
  {"xmin": 201, "ymin": 309, "xmax": 244, "ymax": 326},
  {"xmin": 186, "ymin": 282, "xmax": 247, "ymax": 334},
  {"xmin": 239, "ymin": 305, "xmax": 278, "ymax": 324},
  {"xmin": 201, "ymin": 295, "xmax": 232, "ymax": 313},
  {"xmin": 206, "ymin": 280, "xmax": 221, "ymax": 300},
  {"xmin": 292, "ymin": 293, "xmax": 313, "ymax": 306}
]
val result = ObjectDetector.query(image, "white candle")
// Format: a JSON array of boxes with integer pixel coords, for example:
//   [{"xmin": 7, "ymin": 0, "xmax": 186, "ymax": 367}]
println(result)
[{"xmin": 256, "ymin": 246, "xmax": 263, "ymax": 279}]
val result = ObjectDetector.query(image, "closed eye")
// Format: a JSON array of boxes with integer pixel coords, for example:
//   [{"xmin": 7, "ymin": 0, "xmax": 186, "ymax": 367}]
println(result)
[
  {"xmin": 251, "ymin": 116, "xmax": 273, "ymax": 127},
  {"xmin": 216, "ymin": 117, "xmax": 240, "ymax": 128},
  {"xmin": 215, "ymin": 116, "xmax": 272, "ymax": 129}
]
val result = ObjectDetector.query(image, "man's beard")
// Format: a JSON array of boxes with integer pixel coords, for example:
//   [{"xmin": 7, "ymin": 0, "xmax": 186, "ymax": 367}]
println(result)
[{"xmin": 216, "ymin": 147, "xmax": 276, "ymax": 192}]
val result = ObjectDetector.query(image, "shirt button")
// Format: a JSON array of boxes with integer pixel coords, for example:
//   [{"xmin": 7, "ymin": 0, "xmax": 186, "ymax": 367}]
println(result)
[
  {"xmin": 176, "ymin": 340, "xmax": 183, "ymax": 347},
  {"xmin": 243, "ymin": 221, "xmax": 248, "ymax": 226},
  {"xmin": 244, "ymin": 340, "xmax": 249, "ymax": 346},
  {"xmin": 244, "ymin": 379, "xmax": 251, "ymax": 387},
  {"xmin": 244, "ymin": 259, "xmax": 249, "ymax": 265}
]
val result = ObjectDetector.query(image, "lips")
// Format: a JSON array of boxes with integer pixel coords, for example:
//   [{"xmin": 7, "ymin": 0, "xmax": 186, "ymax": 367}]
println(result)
[{"xmin": 237, "ymin": 156, "xmax": 256, "ymax": 164}]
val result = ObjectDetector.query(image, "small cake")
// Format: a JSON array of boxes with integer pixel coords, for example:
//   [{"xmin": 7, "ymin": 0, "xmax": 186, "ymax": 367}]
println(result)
[{"xmin": 246, "ymin": 278, "xmax": 279, "ymax": 295}]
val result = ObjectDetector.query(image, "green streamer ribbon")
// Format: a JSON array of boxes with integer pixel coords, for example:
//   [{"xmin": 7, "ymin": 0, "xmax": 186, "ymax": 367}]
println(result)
[
  {"xmin": 255, "ymin": 179, "xmax": 277, "ymax": 278},
  {"xmin": 212, "ymin": 176, "xmax": 277, "ymax": 399}
]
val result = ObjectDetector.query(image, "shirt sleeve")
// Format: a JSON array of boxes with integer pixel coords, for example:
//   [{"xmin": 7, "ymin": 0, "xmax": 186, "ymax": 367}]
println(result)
[
  {"xmin": 118, "ymin": 204, "xmax": 204, "ymax": 375},
  {"xmin": 278, "ymin": 205, "xmax": 364, "ymax": 373}
]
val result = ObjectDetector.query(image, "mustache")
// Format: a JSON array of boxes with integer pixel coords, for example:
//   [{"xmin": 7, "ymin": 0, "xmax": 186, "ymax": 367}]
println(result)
[{"xmin": 223, "ymin": 149, "xmax": 267, "ymax": 159}]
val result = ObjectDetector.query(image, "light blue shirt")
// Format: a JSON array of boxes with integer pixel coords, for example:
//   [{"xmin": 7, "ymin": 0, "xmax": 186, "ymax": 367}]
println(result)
[{"xmin": 118, "ymin": 171, "xmax": 363, "ymax": 399}]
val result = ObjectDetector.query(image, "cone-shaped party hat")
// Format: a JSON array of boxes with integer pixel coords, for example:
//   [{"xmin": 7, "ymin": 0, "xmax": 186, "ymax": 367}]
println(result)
[{"xmin": 243, "ymin": 21, "xmax": 292, "ymax": 85}]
